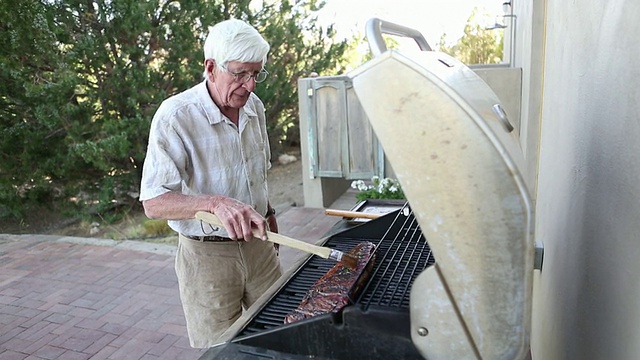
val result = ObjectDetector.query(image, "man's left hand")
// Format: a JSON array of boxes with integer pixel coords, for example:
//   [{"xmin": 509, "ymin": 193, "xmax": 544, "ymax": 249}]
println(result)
[{"xmin": 266, "ymin": 211, "xmax": 279, "ymax": 255}]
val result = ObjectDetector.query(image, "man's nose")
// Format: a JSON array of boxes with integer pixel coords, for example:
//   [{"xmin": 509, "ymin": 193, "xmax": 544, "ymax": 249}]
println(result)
[{"xmin": 242, "ymin": 78, "xmax": 257, "ymax": 91}]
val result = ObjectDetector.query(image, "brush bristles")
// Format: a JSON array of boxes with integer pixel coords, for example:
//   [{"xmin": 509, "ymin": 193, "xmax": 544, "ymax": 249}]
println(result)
[{"xmin": 327, "ymin": 249, "xmax": 358, "ymax": 269}]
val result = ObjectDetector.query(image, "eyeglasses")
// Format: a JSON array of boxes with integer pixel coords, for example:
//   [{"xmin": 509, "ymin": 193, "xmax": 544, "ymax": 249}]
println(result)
[{"xmin": 218, "ymin": 64, "xmax": 269, "ymax": 83}]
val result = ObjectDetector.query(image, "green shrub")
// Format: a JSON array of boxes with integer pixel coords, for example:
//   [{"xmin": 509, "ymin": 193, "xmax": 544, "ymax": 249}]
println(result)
[{"xmin": 142, "ymin": 219, "xmax": 174, "ymax": 237}]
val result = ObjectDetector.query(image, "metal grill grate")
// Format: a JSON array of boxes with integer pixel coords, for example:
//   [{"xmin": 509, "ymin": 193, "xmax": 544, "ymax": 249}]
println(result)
[
  {"xmin": 236, "ymin": 204, "xmax": 434, "ymax": 337},
  {"xmin": 360, "ymin": 212, "xmax": 434, "ymax": 309}
]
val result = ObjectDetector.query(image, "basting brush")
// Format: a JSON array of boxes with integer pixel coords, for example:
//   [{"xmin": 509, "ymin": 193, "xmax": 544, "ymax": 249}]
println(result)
[{"xmin": 195, "ymin": 211, "xmax": 358, "ymax": 269}]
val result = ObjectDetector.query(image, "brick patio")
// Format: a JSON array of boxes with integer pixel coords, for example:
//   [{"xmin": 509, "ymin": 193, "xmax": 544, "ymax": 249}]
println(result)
[
  {"xmin": 0, "ymin": 234, "xmax": 205, "ymax": 360},
  {"xmin": 0, "ymin": 191, "xmax": 357, "ymax": 360}
]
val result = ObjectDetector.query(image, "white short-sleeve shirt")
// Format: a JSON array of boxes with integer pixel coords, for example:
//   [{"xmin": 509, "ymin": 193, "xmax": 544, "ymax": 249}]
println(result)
[{"xmin": 139, "ymin": 80, "xmax": 271, "ymax": 236}]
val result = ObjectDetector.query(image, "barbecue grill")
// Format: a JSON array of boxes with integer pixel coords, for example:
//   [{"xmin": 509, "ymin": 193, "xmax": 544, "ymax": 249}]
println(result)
[
  {"xmin": 200, "ymin": 18, "xmax": 538, "ymax": 360},
  {"xmin": 201, "ymin": 205, "xmax": 431, "ymax": 359}
]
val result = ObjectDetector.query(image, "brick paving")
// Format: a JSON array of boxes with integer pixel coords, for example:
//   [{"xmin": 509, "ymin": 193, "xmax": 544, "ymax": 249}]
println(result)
[
  {"xmin": 0, "ymin": 197, "xmax": 354, "ymax": 360},
  {"xmin": 0, "ymin": 235, "xmax": 205, "ymax": 360}
]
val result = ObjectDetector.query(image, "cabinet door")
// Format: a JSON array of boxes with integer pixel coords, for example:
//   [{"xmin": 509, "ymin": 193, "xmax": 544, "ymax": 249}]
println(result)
[
  {"xmin": 312, "ymin": 79, "xmax": 346, "ymax": 177},
  {"xmin": 304, "ymin": 77, "xmax": 383, "ymax": 179},
  {"xmin": 345, "ymin": 87, "xmax": 383, "ymax": 179}
]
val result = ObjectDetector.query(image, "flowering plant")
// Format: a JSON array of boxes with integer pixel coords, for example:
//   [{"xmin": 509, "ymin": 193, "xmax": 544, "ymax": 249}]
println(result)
[{"xmin": 351, "ymin": 176, "xmax": 405, "ymax": 202}]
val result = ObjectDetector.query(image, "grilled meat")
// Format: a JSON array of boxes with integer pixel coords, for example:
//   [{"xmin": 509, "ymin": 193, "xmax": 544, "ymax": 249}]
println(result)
[{"xmin": 284, "ymin": 241, "xmax": 376, "ymax": 324}]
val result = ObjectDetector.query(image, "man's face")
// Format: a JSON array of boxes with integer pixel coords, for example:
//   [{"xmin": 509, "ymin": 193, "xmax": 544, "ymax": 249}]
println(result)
[{"xmin": 206, "ymin": 60, "xmax": 264, "ymax": 110}]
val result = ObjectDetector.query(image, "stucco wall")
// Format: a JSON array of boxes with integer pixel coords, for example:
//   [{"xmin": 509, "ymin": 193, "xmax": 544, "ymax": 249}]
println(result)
[
  {"xmin": 513, "ymin": 0, "xmax": 545, "ymax": 190},
  {"xmin": 530, "ymin": 0, "xmax": 640, "ymax": 359}
]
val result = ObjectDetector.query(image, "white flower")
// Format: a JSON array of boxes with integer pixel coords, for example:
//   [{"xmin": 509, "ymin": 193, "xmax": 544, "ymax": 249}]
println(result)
[
  {"xmin": 350, "ymin": 180, "xmax": 363, "ymax": 191},
  {"xmin": 389, "ymin": 185, "xmax": 398, "ymax": 193}
]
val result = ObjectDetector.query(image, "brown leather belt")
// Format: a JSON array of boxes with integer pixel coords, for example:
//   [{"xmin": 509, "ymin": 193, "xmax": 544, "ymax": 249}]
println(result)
[{"xmin": 183, "ymin": 234, "xmax": 234, "ymax": 242}]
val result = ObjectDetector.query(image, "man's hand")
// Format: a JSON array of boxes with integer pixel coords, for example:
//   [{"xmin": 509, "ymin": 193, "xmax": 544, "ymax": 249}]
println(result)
[
  {"xmin": 266, "ymin": 211, "xmax": 278, "ymax": 234},
  {"xmin": 266, "ymin": 210, "xmax": 279, "ymax": 255},
  {"xmin": 208, "ymin": 196, "xmax": 268, "ymax": 241}
]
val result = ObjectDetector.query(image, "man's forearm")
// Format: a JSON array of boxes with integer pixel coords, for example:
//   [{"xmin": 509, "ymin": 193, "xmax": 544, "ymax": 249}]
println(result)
[{"xmin": 142, "ymin": 192, "xmax": 221, "ymax": 220}]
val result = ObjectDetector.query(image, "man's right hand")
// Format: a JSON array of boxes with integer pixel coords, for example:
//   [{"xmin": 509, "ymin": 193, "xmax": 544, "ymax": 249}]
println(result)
[{"xmin": 208, "ymin": 196, "xmax": 268, "ymax": 241}]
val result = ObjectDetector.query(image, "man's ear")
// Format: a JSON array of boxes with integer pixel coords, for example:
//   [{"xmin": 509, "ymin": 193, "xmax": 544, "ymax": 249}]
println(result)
[{"xmin": 204, "ymin": 59, "xmax": 216, "ymax": 77}]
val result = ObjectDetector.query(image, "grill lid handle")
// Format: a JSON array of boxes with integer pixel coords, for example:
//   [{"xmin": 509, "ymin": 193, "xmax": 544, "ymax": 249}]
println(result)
[{"xmin": 365, "ymin": 17, "xmax": 432, "ymax": 57}]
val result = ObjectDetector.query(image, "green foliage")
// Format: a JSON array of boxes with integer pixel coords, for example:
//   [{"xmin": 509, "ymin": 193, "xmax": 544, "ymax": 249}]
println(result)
[
  {"xmin": 143, "ymin": 218, "xmax": 173, "ymax": 237},
  {"xmin": 351, "ymin": 176, "xmax": 405, "ymax": 202},
  {"xmin": 0, "ymin": 0, "xmax": 350, "ymax": 221},
  {"xmin": 437, "ymin": 7, "xmax": 504, "ymax": 65}
]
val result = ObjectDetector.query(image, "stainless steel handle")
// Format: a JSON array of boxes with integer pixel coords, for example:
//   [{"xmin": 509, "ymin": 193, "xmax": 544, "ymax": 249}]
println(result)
[
  {"xmin": 491, "ymin": 103, "xmax": 515, "ymax": 133},
  {"xmin": 535, "ymin": 240, "xmax": 544, "ymax": 271},
  {"xmin": 365, "ymin": 17, "xmax": 432, "ymax": 57}
]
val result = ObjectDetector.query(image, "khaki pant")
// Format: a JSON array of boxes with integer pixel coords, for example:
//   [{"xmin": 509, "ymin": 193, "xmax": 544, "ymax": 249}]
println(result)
[{"xmin": 175, "ymin": 234, "xmax": 282, "ymax": 348}]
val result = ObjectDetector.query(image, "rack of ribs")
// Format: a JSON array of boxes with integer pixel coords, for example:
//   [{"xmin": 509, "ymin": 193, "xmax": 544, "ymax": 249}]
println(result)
[{"xmin": 284, "ymin": 241, "xmax": 377, "ymax": 324}]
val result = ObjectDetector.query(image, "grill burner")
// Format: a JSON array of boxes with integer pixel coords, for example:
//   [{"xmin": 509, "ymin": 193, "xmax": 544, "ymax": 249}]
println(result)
[{"xmin": 201, "ymin": 204, "xmax": 435, "ymax": 360}]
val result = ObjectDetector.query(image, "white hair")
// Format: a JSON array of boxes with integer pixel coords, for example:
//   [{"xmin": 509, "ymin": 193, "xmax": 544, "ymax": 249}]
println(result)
[{"xmin": 203, "ymin": 19, "xmax": 269, "ymax": 77}]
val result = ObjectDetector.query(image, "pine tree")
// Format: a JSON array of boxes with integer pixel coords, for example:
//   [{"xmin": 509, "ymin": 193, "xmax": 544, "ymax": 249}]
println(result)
[{"xmin": 436, "ymin": 7, "xmax": 504, "ymax": 65}]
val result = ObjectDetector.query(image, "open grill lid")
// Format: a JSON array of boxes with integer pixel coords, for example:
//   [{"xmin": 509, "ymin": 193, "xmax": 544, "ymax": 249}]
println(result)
[{"xmin": 349, "ymin": 18, "xmax": 535, "ymax": 360}]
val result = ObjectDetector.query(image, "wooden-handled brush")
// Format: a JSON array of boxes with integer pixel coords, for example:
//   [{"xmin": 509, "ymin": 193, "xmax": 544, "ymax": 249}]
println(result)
[
  {"xmin": 324, "ymin": 209, "xmax": 382, "ymax": 219},
  {"xmin": 194, "ymin": 211, "xmax": 358, "ymax": 269}
]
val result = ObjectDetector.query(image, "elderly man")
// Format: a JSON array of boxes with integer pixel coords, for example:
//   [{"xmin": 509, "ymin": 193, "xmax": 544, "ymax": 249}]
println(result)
[{"xmin": 139, "ymin": 19, "xmax": 281, "ymax": 348}]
